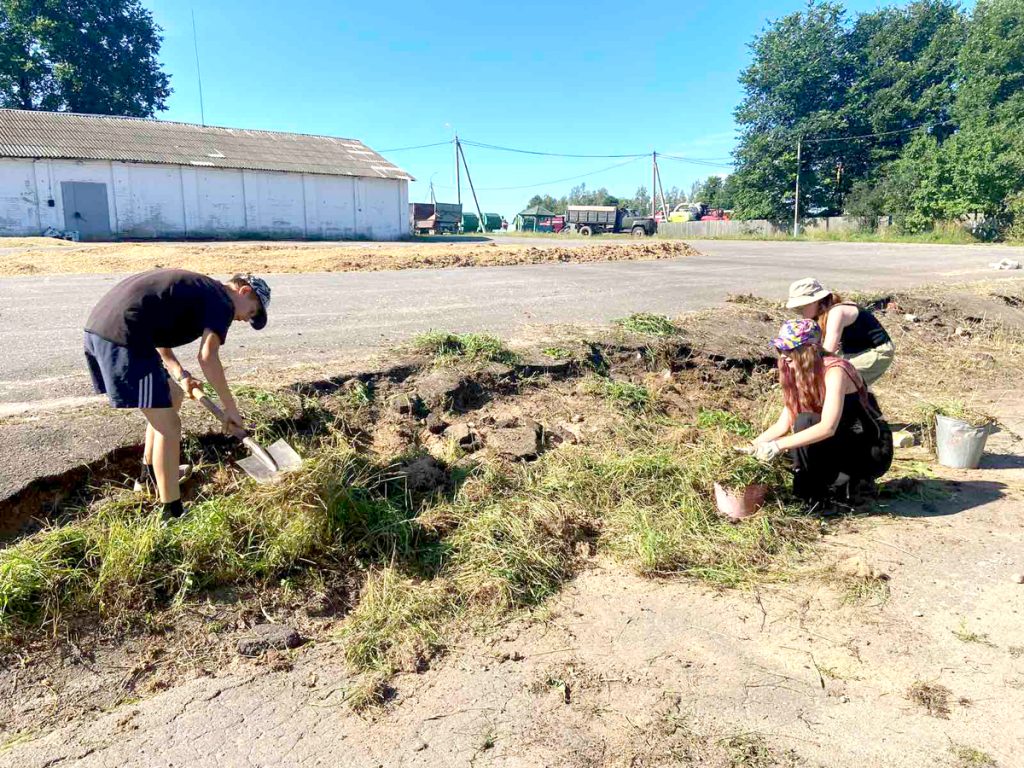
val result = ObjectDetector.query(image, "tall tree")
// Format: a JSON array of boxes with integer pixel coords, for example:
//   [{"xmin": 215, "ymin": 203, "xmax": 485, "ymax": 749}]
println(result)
[
  {"xmin": 0, "ymin": 0, "xmax": 171, "ymax": 116},
  {"xmin": 731, "ymin": 2, "xmax": 856, "ymax": 221}
]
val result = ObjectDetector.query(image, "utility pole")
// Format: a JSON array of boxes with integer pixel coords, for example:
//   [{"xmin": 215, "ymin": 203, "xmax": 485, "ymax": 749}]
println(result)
[
  {"xmin": 457, "ymin": 142, "xmax": 486, "ymax": 233},
  {"xmin": 654, "ymin": 155, "xmax": 669, "ymax": 222},
  {"xmin": 651, "ymin": 152, "xmax": 657, "ymax": 217},
  {"xmin": 454, "ymin": 135, "xmax": 461, "ymax": 205},
  {"xmin": 793, "ymin": 138, "xmax": 802, "ymax": 237}
]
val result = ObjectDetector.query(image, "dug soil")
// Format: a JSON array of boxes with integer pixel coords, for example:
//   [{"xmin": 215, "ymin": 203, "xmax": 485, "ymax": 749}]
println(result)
[
  {"xmin": 1, "ymin": 281, "xmax": 1023, "ymax": 767},
  {"xmin": 0, "ymin": 237, "xmax": 699, "ymax": 276}
]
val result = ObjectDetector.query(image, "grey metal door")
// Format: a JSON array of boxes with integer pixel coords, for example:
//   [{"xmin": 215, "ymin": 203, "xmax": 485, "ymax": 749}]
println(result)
[{"xmin": 61, "ymin": 182, "xmax": 111, "ymax": 240}]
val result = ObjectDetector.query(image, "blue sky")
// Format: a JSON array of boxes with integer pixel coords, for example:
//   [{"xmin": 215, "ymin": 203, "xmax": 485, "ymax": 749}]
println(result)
[{"xmin": 148, "ymin": 0, "xmax": 893, "ymax": 218}]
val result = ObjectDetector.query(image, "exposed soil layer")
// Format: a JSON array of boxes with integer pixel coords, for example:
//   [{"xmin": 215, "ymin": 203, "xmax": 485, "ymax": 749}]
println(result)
[{"xmin": 0, "ymin": 238, "xmax": 699, "ymax": 276}]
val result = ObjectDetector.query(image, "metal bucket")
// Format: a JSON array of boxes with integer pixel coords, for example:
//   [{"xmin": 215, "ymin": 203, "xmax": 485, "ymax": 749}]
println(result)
[{"xmin": 935, "ymin": 414, "xmax": 991, "ymax": 469}]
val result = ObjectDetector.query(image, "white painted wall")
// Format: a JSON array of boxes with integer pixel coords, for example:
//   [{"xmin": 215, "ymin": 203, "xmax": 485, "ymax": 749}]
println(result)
[{"xmin": 0, "ymin": 157, "xmax": 409, "ymax": 240}]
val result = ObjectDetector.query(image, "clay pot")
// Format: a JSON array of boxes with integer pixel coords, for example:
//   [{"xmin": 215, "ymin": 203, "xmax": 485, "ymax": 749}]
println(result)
[{"xmin": 714, "ymin": 482, "xmax": 768, "ymax": 522}]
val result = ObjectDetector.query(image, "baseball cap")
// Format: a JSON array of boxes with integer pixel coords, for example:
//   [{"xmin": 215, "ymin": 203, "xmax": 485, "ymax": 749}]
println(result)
[
  {"xmin": 234, "ymin": 273, "xmax": 271, "ymax": 330},
  {"xmin": 786, "ymin": 277, "xmax": 832, "ymax": 309}
]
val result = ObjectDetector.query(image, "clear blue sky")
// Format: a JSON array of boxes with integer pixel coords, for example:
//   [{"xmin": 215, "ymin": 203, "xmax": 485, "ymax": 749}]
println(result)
[{"xmin": 148, "ymin": 0, "xmax": 892, "ymax": 219}]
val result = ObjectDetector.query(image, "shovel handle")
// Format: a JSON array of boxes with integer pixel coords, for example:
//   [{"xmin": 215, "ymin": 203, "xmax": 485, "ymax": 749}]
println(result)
[{"xmin": 188, "ymin": 386, "xmax": 248, "ymax": 441}]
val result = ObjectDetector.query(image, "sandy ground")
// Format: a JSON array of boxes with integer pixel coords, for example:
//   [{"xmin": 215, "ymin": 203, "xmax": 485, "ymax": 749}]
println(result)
[{"xmin": 0, "ymin": 237, "xmax": 698, "ymax": 276}]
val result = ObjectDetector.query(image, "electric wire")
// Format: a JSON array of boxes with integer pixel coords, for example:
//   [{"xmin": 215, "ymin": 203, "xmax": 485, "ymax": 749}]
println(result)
[
  {"xmin": 803, "ymin": 118, "xmax": 955, "ymax": 144},
  {"xmin": 377, "ymin": 140, "xmax": 452, "ymax": 152}
]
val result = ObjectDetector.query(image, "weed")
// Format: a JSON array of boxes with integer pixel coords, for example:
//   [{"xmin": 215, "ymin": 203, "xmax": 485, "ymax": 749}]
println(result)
[
  {"xmin": 342, "ymin": 380, "xmax": 373, "ymax": 409},
  {"xmin": 953, "ymin": 620, "xmax": 995, "ymax": 647},
  {"xmin": 950, "ymin": 744, "xmax": 997, "ymax": 767},
  {"xmin": 907, "ymin": 680, "xmax": 952, "ymax": 718},
  {"xmin": 696, "ymin": 409, "xmax": 756, "ymax": 439},
  {"xmin": 600, "ymin": 379, "xmax": 654, "ymax": 412},
  {"xmin": 614, "ymin": 312, "xmax": 679, "ymax": 337},
  {"xmin": 413, "ymin": 331, "xmax": 518, "ymax": 366},
  {"xmin": 722, "ymin": 734, "xmax": 798, "ymax": 767},
  {"xmin": 541, "ymin": 346, "xmax": 574, "ymax": 360}
]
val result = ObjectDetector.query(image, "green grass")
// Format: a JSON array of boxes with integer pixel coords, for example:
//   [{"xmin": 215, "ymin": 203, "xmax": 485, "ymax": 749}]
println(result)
[
  {"xmin": 541, "ymin": 346, "xmax": 574, "ymax": 360},
  {"xmin": 614, "ymin": 312, "xmax": 680, "ymax": 337},
  {"xmin": 600, "ymin": 380, "xmax": 654, "ymax": 412},
  {"xmin": 413, "ymin": 331, "xmax": 519, "ymax": 366},
  {"xmin": 953, "ymin": 620, "xmax": 995, "ymax": 647},
  {"xmin": 950, "ymin": 744, "xmax": 997, "ymax": 767},
  {"xmin": 696, "ymin": 409, "xmax": 756, "ymax": 439}
]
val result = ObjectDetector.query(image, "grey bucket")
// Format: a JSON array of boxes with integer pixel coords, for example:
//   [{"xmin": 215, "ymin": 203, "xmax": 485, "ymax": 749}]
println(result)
[{"xmin": 935, "ymin": 414, "xmax": 991, "ymax": 469}]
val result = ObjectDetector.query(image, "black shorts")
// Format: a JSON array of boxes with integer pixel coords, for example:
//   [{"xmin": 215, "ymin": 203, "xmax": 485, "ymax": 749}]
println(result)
[{"xmin": 83, "ymin": 332, "xmax": 173, "ymax": 409}]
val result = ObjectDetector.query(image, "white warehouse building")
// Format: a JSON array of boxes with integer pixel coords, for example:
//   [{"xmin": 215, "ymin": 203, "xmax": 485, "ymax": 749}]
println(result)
[{"xmin": 0, "ymin": 109, "xmax": 412, "ymax": 241}]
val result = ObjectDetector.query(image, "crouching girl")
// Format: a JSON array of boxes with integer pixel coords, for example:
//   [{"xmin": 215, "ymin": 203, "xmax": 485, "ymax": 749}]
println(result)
[{"xmin": 750, "ymin": 319, "xmax": 893, "ymax": 507}]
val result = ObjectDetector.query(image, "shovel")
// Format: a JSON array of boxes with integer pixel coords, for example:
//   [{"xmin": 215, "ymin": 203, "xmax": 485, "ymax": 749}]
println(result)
[{"xmin": 187, "ymin": 384, "xmax": 302, "ymax": 483}]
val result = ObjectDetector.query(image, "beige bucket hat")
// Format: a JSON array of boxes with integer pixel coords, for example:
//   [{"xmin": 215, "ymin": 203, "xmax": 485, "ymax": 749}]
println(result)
[{"xmin": 786, "ymin": 277, "xmax": 832, "ymax": 309}]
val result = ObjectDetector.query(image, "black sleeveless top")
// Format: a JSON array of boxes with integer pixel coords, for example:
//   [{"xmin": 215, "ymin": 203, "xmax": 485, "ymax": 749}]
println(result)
[{"xmin": 840, "ymin": 304, "xmax": 891, "ymax": 355}]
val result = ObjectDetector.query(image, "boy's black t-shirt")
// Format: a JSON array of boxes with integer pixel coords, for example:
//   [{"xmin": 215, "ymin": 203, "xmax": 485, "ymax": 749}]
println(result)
[{"xmin": 85, "ymin": 269, "xmax": 234, "ymax": 350}]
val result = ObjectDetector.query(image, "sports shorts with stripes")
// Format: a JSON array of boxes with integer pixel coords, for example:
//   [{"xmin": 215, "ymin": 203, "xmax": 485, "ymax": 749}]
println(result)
[{"xmin": 83, "ymin": 331, "xmax": 173, "ymax": 409}]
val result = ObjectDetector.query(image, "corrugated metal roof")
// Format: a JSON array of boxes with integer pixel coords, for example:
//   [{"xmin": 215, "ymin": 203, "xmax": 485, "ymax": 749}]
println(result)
[{"xmin": 0, "ymin": 109, "xmax": 413, "ymax": 181}]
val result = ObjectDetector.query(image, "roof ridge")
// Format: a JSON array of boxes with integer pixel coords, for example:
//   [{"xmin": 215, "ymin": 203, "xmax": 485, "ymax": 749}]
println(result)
[{"xmin": 0, "ymin": 108, "xmax": 367, "ymax": 146}]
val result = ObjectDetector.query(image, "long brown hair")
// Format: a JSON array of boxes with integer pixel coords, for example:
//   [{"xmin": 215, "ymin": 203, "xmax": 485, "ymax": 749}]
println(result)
[
  {"xmin": 815, "ymin": 292, "xmax": 842, "ymax": 338},
  {"xmin": 779, "ymin": 344, "xmax": 826, "ymax": 417}
]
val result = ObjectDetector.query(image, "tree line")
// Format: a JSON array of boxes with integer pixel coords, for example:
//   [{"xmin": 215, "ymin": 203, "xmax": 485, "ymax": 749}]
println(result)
[
  {"xmin": 730, "ymin": 0, "xmax": 1024, "ymax": 239},
  {"xmin": 524, "ymin": 176, "xmax": 738, "ymax": 216}
]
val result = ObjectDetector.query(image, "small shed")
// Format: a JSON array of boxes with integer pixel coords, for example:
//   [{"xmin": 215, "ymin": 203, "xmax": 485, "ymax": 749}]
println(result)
[
  {"xmin": 0, "ymin": 109, "xmax": 413, "ymax": 241},
  {"xmin": 514, "ymin": 205, "xmax": 556, "ymax": 232}
]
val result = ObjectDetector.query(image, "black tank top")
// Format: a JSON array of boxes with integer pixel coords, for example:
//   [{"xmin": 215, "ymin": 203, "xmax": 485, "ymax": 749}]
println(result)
[{"xmin": 839, "ymin": 304, "xmax": 891, "ymax": 355}]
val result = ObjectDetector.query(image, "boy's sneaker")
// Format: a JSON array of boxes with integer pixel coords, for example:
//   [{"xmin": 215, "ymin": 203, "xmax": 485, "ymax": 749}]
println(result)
[{"xmin": 134, "ymin": 464, "xmax": 194, "ymax": 493}]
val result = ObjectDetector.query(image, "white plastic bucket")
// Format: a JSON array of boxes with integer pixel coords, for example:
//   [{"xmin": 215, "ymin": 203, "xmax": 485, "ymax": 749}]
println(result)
[{"xmin": 935, "ymin": 414, "xmax": 991, "ymax": 469}]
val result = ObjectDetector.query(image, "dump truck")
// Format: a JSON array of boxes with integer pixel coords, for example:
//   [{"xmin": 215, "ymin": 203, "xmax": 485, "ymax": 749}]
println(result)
[
  {"xmin": 410, "ymin": 202, "xmax": 463, "ymax": 235},
  {"xmin": 564, "ymin": 205, "xmax": 656, "ymax": 237}
]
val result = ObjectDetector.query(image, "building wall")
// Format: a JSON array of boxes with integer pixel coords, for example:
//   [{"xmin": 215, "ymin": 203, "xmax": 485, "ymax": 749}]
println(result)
[{"xmin": 0, "ymin": 157, "xmax": 409, "ymax": 240}]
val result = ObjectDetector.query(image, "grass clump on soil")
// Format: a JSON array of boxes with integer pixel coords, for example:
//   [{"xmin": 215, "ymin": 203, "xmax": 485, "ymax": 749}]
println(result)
[
  {"xmin": 413, "ymin": 331, "xmax": 518, "ymax": 367},
  {"xmin": 614, "ymin": 312, "xmax": 680, "ymax": 337},
  {"xmin": 696, "ymin": 408, "xmax": 756, "ymax": 439},
  {"xmin": 950, "ymin": 744, "xmax": 998, "ymax": 767},
  {"xmin": 600, "ymin": 379, "xmax": 655, "ymax": 412},
  {"xmin": 907, "ymin": 680, "xmax": 952, "ymax": 718}
]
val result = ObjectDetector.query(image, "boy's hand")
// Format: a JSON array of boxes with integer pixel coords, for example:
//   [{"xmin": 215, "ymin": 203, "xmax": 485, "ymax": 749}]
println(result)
[
  {"xmin": 179, "ymin": 373, "xmax": 205, "ymax": 400},
  {"xmin": 222, "ymin": 404, "xmax": 246, "ymax": 435}
]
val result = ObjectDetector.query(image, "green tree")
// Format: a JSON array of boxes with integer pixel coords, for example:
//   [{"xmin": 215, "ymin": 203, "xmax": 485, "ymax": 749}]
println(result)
[
  {"xmin": 946, "ymin": 0, "xmax": 1024, "ymax": 221},
  {"xmin": 0, "ymin": 0, "xmax": 171, "ymax": 116},
  {"xmin": 731, "ymin": 2, "xmax": 856, "ymax": 221}
]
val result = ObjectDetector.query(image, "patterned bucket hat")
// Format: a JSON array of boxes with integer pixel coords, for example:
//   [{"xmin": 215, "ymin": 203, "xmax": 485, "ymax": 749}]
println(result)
[{"xmin": 771, "ymin": 318, "xmax": 822, "ymax": 352}]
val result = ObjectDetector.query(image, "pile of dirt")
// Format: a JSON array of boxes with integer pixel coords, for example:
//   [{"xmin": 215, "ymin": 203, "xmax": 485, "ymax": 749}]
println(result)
[{"xmin": 0, "ymin": 238, "xmax": 700, "ymax": 276}]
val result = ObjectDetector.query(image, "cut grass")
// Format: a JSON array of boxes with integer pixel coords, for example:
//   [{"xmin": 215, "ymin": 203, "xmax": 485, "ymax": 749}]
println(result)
[
  {"xmin": 614, "ymin": 312, "xmax": 679, "ymax": 337},
  {"xmin": 696, "ymin": 408, "xmax": 756, "ymax": 439},
  {"xmin": 413, "ymin": 331, "xmax": 519, "ymax": 366}
]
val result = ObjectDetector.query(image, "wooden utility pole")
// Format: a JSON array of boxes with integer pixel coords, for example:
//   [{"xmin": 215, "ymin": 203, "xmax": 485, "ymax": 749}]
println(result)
[
  {"xmin": 651, "ymin": 152, "xmax": 657, "ymax": 217},
  {"xmin": 454, "ymin": 135, "xmax": 461, "ymax": 205},
  {"xmin": 793, "ymin": 138, "xmax": 802, "ymax": 237},
  {"xmin": 457, "ymin": 141, "xmax": 486, "ymax": 233},
  {"xmin": 654, "ymin": 155, "xmax": 669, "ymax": 222}
]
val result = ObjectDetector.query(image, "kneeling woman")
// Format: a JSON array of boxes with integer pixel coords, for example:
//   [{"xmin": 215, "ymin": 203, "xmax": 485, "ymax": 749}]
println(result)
[
  {"xmin": 786, "ymin": 277, "xmax": 894, "ymax": 386},
  {"xmin": 751, "ymin": 319, "xmax": 893, "ymax": 504}
]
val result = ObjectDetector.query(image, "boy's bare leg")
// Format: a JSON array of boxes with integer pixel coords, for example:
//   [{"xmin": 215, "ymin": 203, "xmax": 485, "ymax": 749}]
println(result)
[{"xmin": 141, "ymin": 407, "xmax": 181, "ymax": 502}]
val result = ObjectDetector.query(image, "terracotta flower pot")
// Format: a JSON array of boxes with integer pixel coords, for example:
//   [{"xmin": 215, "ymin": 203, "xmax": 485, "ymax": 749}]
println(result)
[{"xmin": 714, "ymin": 482, "xmax": 768, "ymax": 522}]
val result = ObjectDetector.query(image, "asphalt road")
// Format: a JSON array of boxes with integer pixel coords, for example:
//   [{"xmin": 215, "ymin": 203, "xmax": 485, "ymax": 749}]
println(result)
[{"xmin": 2, "ymin": 239, "xmax": 1021, "ymax": 410}]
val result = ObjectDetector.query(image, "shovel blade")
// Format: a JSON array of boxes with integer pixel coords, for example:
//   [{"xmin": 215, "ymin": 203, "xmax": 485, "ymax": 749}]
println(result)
[{"xmin": 236, "ymin": 439, "xmax": 303, "ymax": 484}]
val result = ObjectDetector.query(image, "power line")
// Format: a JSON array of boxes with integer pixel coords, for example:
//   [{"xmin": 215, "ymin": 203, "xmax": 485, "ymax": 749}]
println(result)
[
  {"xmin": 377, "ymin": 140, "xmax": 452, "ymax": 152},
  {"xmin": 432, "ymin": 156, "xmax": 644, "ymax": 192},
  {"xmin": 659, "ymin": 153, "xmax": 736, "ymax": 167},
  {"xmin": 459, "ymin": 139, "xmax": 648, "ymax": 159},
  {"xmin": 803, "ymin": 118, "xmax": 955, "ymax": 144}
]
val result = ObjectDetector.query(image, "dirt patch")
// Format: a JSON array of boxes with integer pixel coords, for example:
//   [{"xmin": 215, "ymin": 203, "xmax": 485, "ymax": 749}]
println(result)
[{"xmin": 0, "ymin": 238, "xmax": 700, "ymax": 276}]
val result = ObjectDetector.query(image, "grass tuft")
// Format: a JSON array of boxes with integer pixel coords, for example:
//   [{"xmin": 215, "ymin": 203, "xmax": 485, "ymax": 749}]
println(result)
[
  {"xmin": 950, "ymin": 744, "xmax": 998, "ymax": 767},
  {"xmin": 614, "ymin": 313, "xmax": 679, "ymax": 337},
  {"xmin": 907, "ymin": 680, "xmax": 952, "ymax": 718},
  {"xmin": 413, "ymin": 331, "xmax": 518, "ymax": 366}
]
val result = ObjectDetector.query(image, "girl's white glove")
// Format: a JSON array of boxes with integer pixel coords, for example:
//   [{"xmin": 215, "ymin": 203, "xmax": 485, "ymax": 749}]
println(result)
[{"xmin": 752, "ymin": 441, "xmax": 781, "ymax": 462}]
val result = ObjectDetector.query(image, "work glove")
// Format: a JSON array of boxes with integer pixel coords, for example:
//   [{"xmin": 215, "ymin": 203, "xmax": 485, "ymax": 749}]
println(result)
[{"xmin": 752, "ymin": 440, "xmax": 781, "ymax": 462}]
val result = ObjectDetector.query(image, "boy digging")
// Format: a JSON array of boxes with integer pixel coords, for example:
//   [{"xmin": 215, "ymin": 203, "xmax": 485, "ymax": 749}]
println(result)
[{"xmin": 84, "ymin": 269, "xmax": 271, "ymax": 519}]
